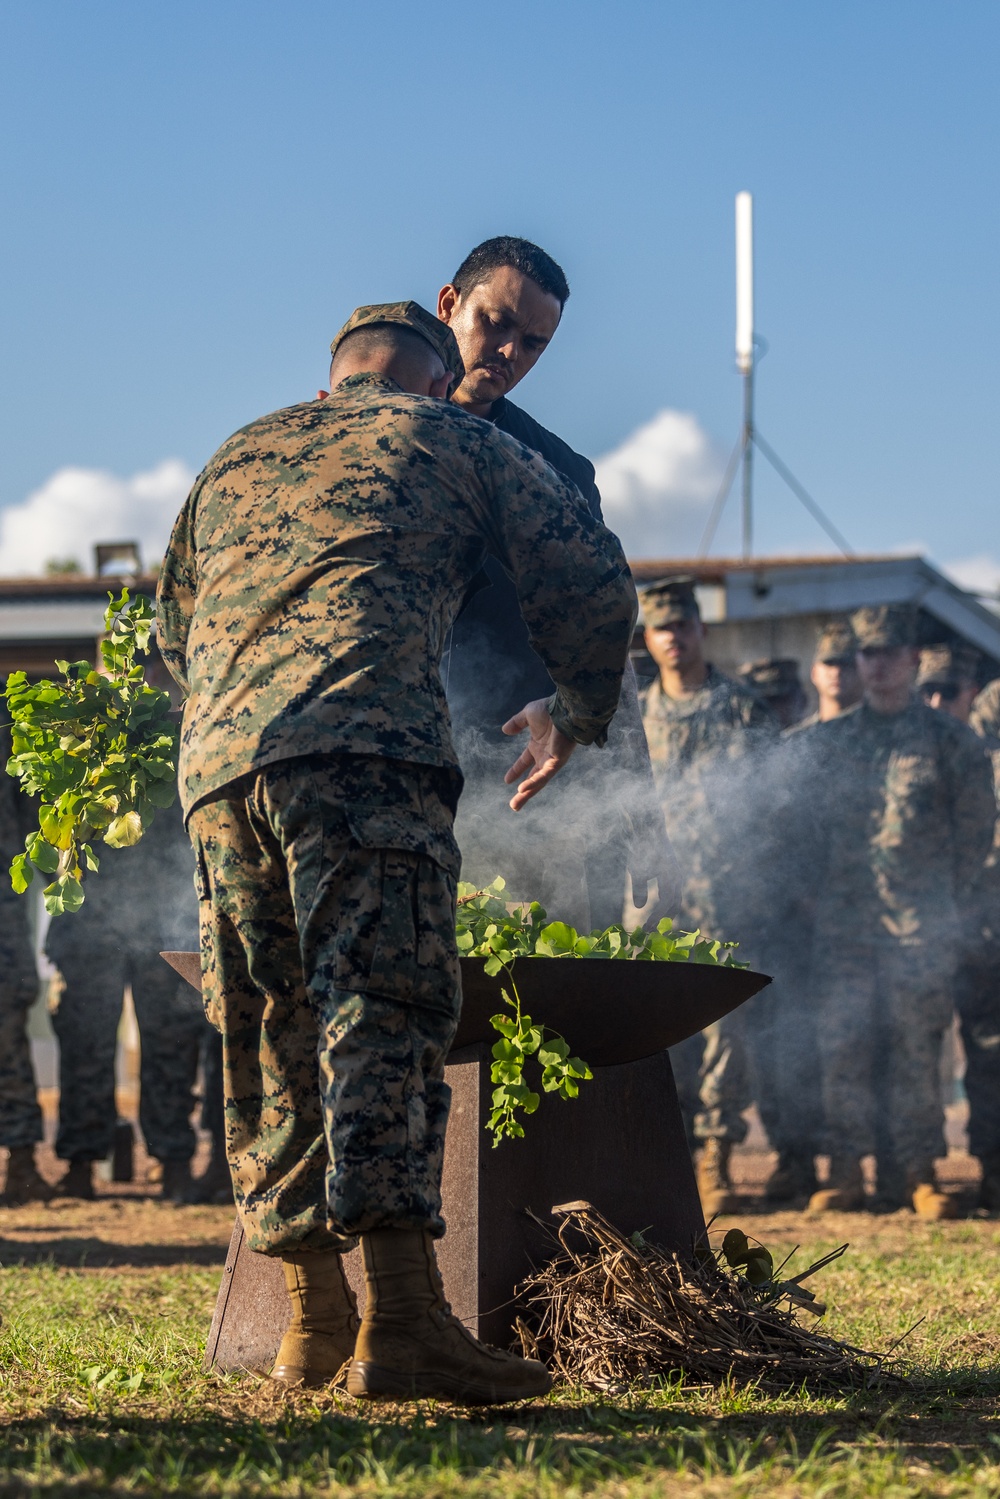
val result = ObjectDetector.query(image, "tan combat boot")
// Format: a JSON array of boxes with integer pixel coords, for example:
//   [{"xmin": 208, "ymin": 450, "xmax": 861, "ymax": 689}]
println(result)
[
  {"xmin": 765, "ymin": 1151, "xmax": 818, "ymax": 1205},
  {"xmin": 270, "ymin": 1251, "xmax": 360, "ymax": 1387},
  {"xmin": 696, "ymin": 1138, "xmax": 738, "ymax": 1217},
  {"xmin": 347, "ymin": 1228, "xmax": 552, "ymax": 1405},
  {"xmin": 808, "ymin": 1156, "xmax": 865, "ymax": 1212},
  {"xmin": 1, "ymin": 1146, "xmax": 52, "ymax": 1206},
  {"xmin": 908, "ymin": 1164, "xmax": 959, "ymax": 1222}
]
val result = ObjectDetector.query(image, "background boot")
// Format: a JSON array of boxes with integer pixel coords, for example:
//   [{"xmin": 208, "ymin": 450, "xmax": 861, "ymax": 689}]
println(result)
[
  {"xmin": 808, "ymin": 1156, "xmax": 865, "ymax": 1212},
  {"xmin": 348, "ymin": 1228, "xmax": 552, "ymax": 1405},
  {"xmin": 765, "ymin": 1150, "xmax": 817, "ymax": 1204},
  {"xmin": 55, "ymin": 1160, "xmax": 95, "ymax": 1200},
  {"xmin": 1, "ymin": 1146, "xmax": 53, "ymax": 1205},
  {"xmin": 160, "ymin": 1160, "xmax": 196, "ymax": 1204},
  {"xmin": 908, "ymin": 1164, "xmax": 958, "ymax": 1221},
  {"xmin": 190, "ymin": 1145, "xmax": 233, "ymax": 1205},
  {"xmin": 271, "ymin": 1251, "xmax": 360, "ymax": 1387},
  {"xmin": 979, "ymin": 1156, "xmax": 1000, "ymax": 1213},
  {"xmin": 696, "ymin": 1139, "xmax": 738, "ymax": 1216}
]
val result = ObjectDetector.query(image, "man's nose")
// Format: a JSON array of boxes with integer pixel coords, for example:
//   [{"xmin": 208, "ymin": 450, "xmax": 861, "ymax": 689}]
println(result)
[{"xmin": 497, "ymin": 336, "xmax": 519, "ymax": 364}]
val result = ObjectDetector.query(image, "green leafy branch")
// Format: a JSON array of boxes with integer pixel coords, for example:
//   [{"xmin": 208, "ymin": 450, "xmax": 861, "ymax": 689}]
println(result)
[
  {"xmin": 455, "ymin": 877, "xmax": 746, "ymax": 1147},
  {"xmin": 4, "ymin": 589, "xmax": 179, "ymax": 915},
  {"xmin": 486, "ymin": 976, "xmax": 593, "ymax": 1148},
  {"xmin": 455, "ymin": 876, "xmax": 746, "ymax": 970}
]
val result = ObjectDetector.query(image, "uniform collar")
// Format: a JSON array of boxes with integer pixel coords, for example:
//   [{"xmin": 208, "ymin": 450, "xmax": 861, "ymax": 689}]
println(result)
[{"xmin": 334, "ymin": 372, "xmax": 403, "ymax": 394}]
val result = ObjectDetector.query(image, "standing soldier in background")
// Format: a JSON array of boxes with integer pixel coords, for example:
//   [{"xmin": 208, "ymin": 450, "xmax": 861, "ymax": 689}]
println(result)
[
  {"xmin": 919, "ymin": 645, "xmax": 1000, "ymax": 1210},
  {"xmin": 749, "ymin": 621, "xmax": 860, "ymax": 1204},
  {"xmin": 436, "ymin": 236, "xmax": 677, "ymax": 929},
  {"xmin": 46, "ymin": 788, "xmax": 209, "ymax": 1203},
  {"xmin": 638, "ymin": 576, "xmax": 778, "ymax": 1215},
  {"xmin": 799, "ymin": 607, "xmax": 995, "ymax": 1219},
  {"xmin": 738, "ymin": 658, "xmax": 807, "ymax": 730},
  {"xmin": 0, "ymin": 724, "xmax": 49, "ymax": 1206},
  {"xmin": 158, "ymin": 302, "xmax": 637, "ymax": 1403},
  {"xmin": 795, "ymin": 620, "xmax": 862, "ymax": 728}
]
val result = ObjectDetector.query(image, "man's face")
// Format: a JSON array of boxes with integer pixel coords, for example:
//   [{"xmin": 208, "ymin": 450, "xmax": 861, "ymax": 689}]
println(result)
[
  {"xmin": 437, "ymin": 267, "xmax": 562, "ymax": 410},
  {"xmin": 920, "ymin": 680, "xmax": 978, "ymax": 723},
  {"xmin": 644, "ymin": 616, "xmax": 706, "ymax": 674},
  {"xmin": 811, "ymin": 657, "xmax": 861, "ymax": 709},
  {"xmin": 857, "ymin": 645, "xmax": 919, "ymax": 699}
]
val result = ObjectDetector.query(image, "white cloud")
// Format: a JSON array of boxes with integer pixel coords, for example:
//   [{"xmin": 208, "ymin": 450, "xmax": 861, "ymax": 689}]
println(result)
[
  {"xmin": 942, "ymin": 554, "xmax": 1000, "ymax": 603},
  {"xmin": 593, "ymin": 409, "xmax": 724, "ymax": 558},
  {"xmin": 0, "ymin": 460, "xmax": 195, "ymax": 576}
]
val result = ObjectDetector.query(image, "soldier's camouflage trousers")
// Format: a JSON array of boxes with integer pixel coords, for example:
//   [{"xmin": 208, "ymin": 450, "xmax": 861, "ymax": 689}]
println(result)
[
  {"xmin": 0, "ymin": 915, "xmax": 42, "ymax": 1149},
  {"xmin": 743, "ymin": 929, "xmax": 823, "ymax": 1162},
  {"xmin": 187, "ymin": 753, "xmax": 462, "ymax": 1256},
  {"xmin": 51, "ymin": 951, "xmax": 207, "ymax": 1162},
  {"xmin": 670, "ymin": 892, "xmax": 752, "ymax": 1146},
  {"xmin": 953, "ymin": 944, "xmax": 1000, "ymax": 1167},
  {"xmin": 811, "ymin": 940, "xmax": 952, "ymax": 1170},
  {"xmin": 672, "ymin": 1017, "xmax": 750, "ymax": 1146}
]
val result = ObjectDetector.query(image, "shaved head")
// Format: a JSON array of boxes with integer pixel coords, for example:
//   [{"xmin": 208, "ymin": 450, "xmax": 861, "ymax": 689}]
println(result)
[{"xmin": 329, "ymin": 324, "xmax": 448, "ymax": 395}]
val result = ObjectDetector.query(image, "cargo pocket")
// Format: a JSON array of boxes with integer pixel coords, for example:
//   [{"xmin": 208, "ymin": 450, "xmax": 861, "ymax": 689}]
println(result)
[{"xmin": 334, "ymin": 809, "xmax": 460, "ymax": 1016}]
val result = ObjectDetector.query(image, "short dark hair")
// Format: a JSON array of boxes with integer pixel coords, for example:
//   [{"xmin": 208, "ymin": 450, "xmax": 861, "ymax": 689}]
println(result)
[
  {"xmin": 451, "ymin": 236, "xmax": 570, "ymax": 308},
  {"xmin": 330, "ymin": 323, "xmax": 444, "ymax": 377}
]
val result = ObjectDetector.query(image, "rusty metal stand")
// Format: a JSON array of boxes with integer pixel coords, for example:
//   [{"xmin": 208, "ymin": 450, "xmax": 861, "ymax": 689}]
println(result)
[{"xmin": 161, "ymin": 950, "xmax": 770, "ymax": 1372}]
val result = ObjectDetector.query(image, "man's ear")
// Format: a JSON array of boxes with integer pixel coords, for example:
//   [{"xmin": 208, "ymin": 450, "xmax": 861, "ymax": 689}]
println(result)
[
  {"xmin": 437, "ymin": 284, "xmax": 459, "ymax": 323},
  {"xmin": 428, "ymin": 370, "xmax": 454, "ymax": 401}
]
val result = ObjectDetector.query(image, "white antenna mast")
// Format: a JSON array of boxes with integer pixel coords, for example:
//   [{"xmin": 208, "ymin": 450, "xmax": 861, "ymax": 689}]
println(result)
[
  {"xmin": 697, "ymin": 193, "xmax": 853, "ymax": 561},
  {"xmin": 735, "ymin": 191, "xmax": 755, "ymax": 558}
]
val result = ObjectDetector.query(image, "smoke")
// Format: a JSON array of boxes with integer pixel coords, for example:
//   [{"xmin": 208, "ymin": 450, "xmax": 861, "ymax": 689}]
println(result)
[
  {"xmin": 593, "ymin": 409, "xmax": 725, "ymax": 559},
  {"xmin": 0, "ymin": 459, "xmax": 195, "ymax": 576}
]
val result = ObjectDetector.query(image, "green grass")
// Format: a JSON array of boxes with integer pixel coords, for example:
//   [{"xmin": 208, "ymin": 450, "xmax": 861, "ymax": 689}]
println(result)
[{"xmin": 2, "ymin": 1217, "xmax": 1000, "ymax": 1496}]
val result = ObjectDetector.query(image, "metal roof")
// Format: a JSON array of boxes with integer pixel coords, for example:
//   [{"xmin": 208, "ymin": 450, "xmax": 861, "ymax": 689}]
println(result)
[{"xmin": 630, "ymin": 554, "xmax": 1000, "ymax": 660}]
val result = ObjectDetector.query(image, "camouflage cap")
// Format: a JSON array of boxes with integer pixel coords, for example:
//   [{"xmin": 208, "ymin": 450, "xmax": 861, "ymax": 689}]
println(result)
[
  {"xmin": 739, "ymin": 657, "xmax": 803, "ymax": 699},
  {"xmin": 851, "ymin": 604, "xmax": 919, "ymax": 650},
  {"xmin": 814, "ymin": 619, "xmax": 858, "ymax": 665},
  {"xmin": 917, "ymin": 643, "xmax": 979, "ymax": 689},
  {"xmin": 329, "ymin": 302, "xmax": 465, "ymax": 395},
  {"xmin": 639, "ymin": 576, "xmax": 701, "ymax": 628}
]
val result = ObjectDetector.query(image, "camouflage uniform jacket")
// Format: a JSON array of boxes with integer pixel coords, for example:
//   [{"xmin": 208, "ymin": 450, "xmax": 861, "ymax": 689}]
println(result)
[
  {"xmin": 638, "ymin": 668, "xmax": 778, "ymax": 934},
  {"xmin": 157, "ymin": 374, "xmax": 637, "ymax": 817},
  {"xmin": 792, "ymin": 698, "xmax": 995, "ymax": 948}
]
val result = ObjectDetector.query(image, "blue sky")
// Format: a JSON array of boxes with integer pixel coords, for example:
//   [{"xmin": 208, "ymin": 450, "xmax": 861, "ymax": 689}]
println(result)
[{"xmin": 1, "ymin": 1, "xmax": 998, "ymax": 576}]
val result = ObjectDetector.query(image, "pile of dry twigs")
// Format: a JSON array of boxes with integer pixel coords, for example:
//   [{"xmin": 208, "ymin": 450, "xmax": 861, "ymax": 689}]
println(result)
[{"xmin": 514, "ymin": 1201, "xmax": 903, "ymax": 1393}]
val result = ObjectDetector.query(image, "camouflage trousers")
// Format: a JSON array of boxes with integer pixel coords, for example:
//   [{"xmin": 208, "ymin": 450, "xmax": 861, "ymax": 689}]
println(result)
[
  {"xmin": 811, "ymin": 941, "xmax": 952, "ymax": 1171},
  {"xmin": 51, "ymin": 950, "xmax": 207, "ymax": 1162},
  {"xmin": 187, "ymin": 753, "xmax": 462, "ymax": 1256},
  {"xmin": 670, "ymin": 892, "xmax": 751, "ymax": 1146},
  {"xmin": 672, "ymin": 1017, "xmax": 750, "ymax": 1147},
  {"xmin": 0, "ymin": 920, "xmax": 42, "ymax": 1149},
  {"xmin": 953, "ymin": 943, "xmax": 1000, "ymax": 1167},
  {"xmin": 743, "ymin": 929, "xmax": 823, "ymax": 1162}
]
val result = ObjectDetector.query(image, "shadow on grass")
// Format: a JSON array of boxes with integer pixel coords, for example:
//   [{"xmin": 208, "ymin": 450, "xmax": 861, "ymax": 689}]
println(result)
[
  {"xmin": 0, "ymin": 1238, "xmax": 227, "ymax": 1269},
  {"xmin": 2, "ymin": 1375, "xmax": 1000, "ymax": 1495}
]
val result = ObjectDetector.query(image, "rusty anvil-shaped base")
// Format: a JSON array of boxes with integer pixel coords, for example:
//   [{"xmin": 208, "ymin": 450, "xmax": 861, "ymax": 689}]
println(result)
[{"xmin": 161, "ymin": 951, "xmax": 770, "ymax": 1372}]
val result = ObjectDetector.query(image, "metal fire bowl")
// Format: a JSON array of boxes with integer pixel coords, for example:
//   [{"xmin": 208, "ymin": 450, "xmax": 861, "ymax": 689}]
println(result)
[
  {"xmin": 162, "ymin": 950, "xmax": 769, "ymax": 1070},
  {"xmin": 454, "ymin": 956, "xmax": 769, "ymax": 1066}
]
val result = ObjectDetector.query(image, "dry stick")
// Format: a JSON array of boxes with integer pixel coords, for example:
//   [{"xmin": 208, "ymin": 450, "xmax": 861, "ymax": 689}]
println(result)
[{"xmin": 515, "ymin": 1203, "xmax": 904, "ymax": 1393}]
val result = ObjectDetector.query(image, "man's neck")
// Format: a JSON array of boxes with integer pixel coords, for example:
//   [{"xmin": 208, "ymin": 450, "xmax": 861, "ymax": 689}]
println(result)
[
  {"xmin": 865, "ymin": 688, "xmax": 913, "ymax": 716},
  {"xmin": 452, "ymin": 390, "xmax": 499, "ymax": 421},
  {"xmin": 659, "ymin": 661, "xmax": 709, "ymax": 699},
  {"xmin": 818, "ymin": 698, "xmax": 844, "ymax": 721}
]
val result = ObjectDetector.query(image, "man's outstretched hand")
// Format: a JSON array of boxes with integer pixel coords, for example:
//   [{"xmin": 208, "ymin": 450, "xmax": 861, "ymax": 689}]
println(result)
[{"xmin": 502, "ymin": 698, "xmax": 577, "ymax": 810}]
